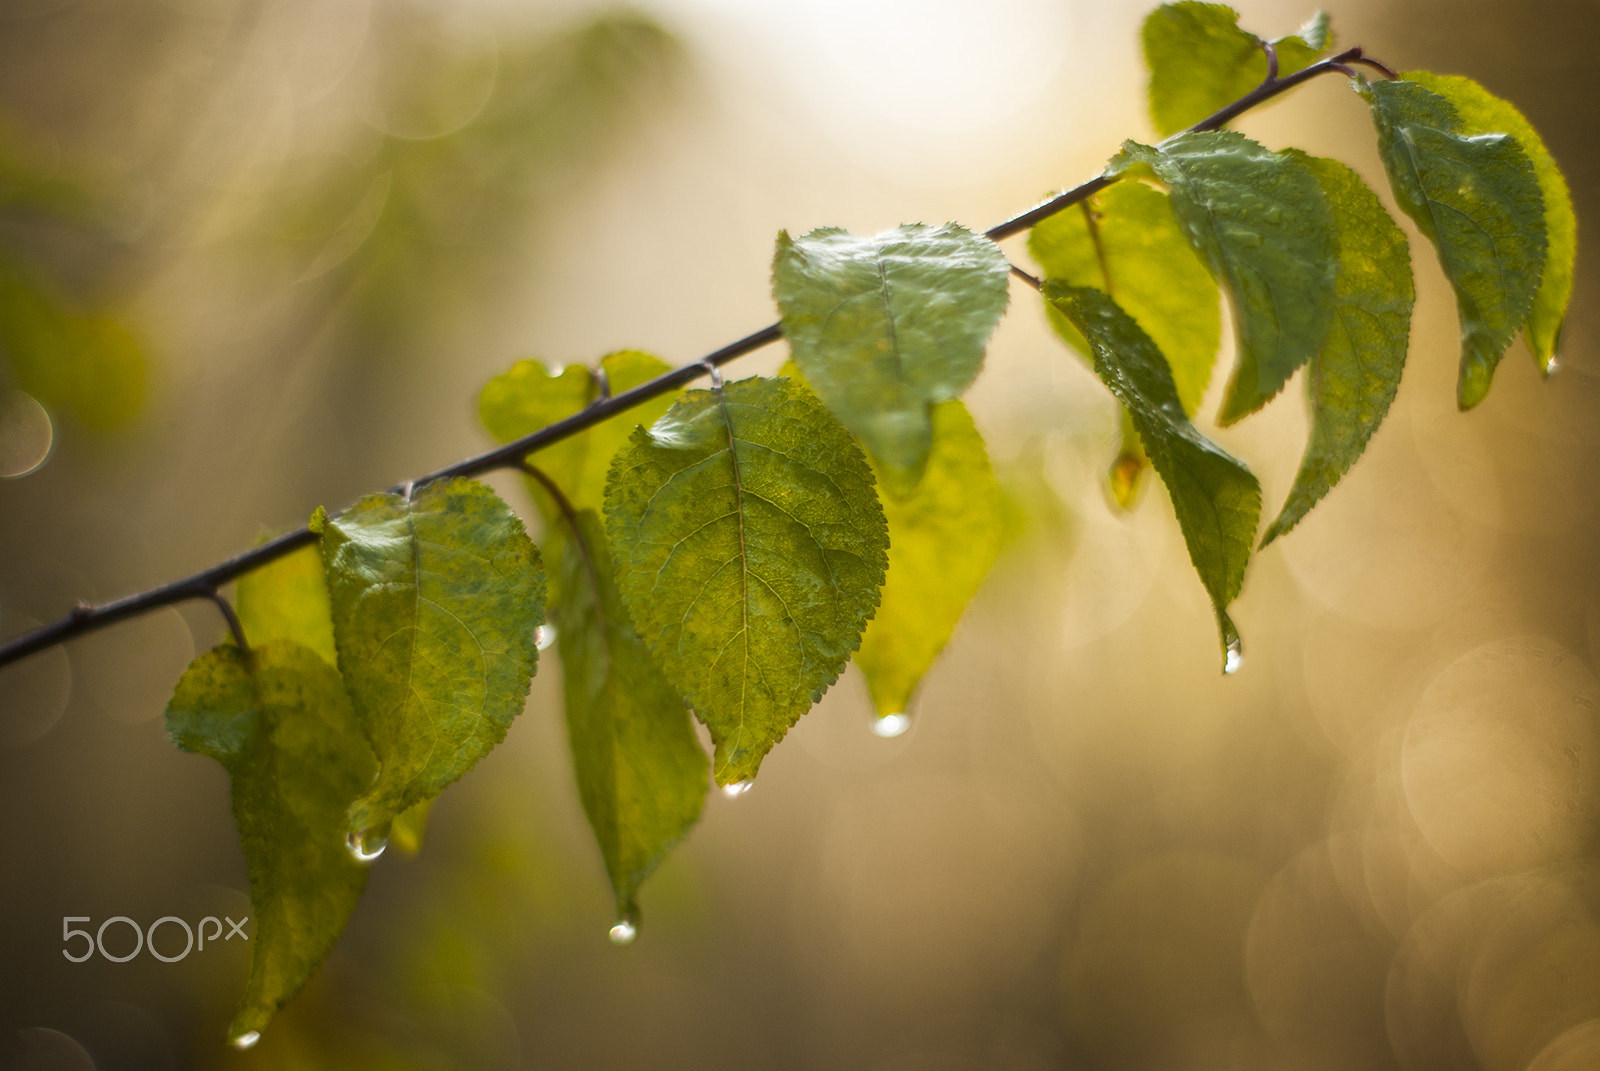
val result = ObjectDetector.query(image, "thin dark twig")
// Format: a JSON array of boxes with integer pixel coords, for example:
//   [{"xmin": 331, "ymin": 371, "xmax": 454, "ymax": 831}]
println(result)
[
  {"xmin": 1262, "ymin": 39, "xmax": 1280, "ymax": 83},
  {"xmin": 516, "ymin": 461, "xmax": 606, "ymax": 637},
  {"xmin": 591, "ymin": 364, "xmax": 612, "ymax": 403},
  {"xmin": 0, "ymin": 44, "xmax": 1395, "ymax": 673}
]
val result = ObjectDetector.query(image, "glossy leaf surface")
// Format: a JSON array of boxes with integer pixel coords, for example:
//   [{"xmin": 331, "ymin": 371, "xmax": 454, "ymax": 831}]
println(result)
[
  {"xmin": 1028, "ymin": 180, "xmax": 1221, "ymax": 415},
  {"xmin": 1047, "ymin": 283, "xmax": 1260, "ymax": 667},
  {"xmin": 772, "ymin": 223, "xmax": 1009, "ymax": 480},
  {"xmin": 1359, "ymin": 76, "xmax": 1546, "ymax": 408},
  {"xmin": 1408, "ymin": 71, "xmax": 1575, "ymax": 374},
  {"xmin": 1262, "ymin": 154, "xmax": 1413, "ymax": 546},
  {"xmin": 1113, "ymin": 132, "xmax": 1338, "ymax": 424},
  {"xmin": 605, "ymin": 375, "xmax": 888, "ymax": 784}
]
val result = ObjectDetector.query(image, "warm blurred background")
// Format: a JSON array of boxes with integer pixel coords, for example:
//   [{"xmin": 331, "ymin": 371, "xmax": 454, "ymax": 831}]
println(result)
[{"xmin": 2, "ymin": 0, "xmax": 1598, "ymax": 1067}]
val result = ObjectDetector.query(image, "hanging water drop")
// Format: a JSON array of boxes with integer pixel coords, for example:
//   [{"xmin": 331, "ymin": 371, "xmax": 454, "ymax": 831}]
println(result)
[
  {"xmin": 535, "ymin": 624, "xmax": 558, "ymax": 651},
  {"xmin": 870, "ymin": 712, "xmax": 912, "ymax": 738},
  {"xmin": 345, "ymin": 827, "xmax": 389, "ymax": 863},
  {"xmin": 608, "ymin": 914, "xmax": 638, "ymax": 945},
  {"xmin": 720, "ymin": 779, "xmax": 753, "ymax": 799},
  {"xmin": 1546, "ymin": 354, "xmax": 1562, "ymax": 376},
  {"xmin": 1223, "ymin": 636, "xmax": 1244, "ymax": 675},
  {"xmin": 231, "ymin": 1031, "xmax": 262, "ymax": 1051}
]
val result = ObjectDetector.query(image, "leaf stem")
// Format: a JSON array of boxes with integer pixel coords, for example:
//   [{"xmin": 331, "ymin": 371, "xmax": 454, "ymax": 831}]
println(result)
[
  {"xmin": 0, "ymin": 42, "xmax": 1396, "ymax": 673},
  {"xmin": 208, "ymin": 589, "xmax": 251, "ymax": 661},
  {"xmin": 516, "ymin": 461, "xmax": 606, "ymax": 636}
]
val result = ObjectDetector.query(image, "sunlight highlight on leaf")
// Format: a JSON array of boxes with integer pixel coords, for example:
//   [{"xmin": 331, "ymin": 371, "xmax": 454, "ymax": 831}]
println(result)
[
  {"xmin": 1358, "ymin": 75, "xmax": 1546, "ymax": 409},
  {"xmin": 1262, "ymin": 153, "xmax": 1413, "ymax": 546},
  {"xmin": 1407, "ymin": 71, "xmax": 1575, "ymax": 376},
  {"xmin": 773, "ymin": 223, "xmax": 1009, "ymax": 483},
  {"xmin": 854, "ymin": 399, "xmax": 1002, "ymax": 718},
  {"xmin": 1142, "ymin": 3, "xmax": 1333, "ymax": 137},
  {"xmin": 1112, "ymin": 132, "xmax": 1338, "ymax": 425}
]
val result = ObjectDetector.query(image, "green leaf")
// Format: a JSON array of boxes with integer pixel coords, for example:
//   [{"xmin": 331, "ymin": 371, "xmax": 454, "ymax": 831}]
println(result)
[
  {"xmin": 557, "ymin": 509, "xmax": 706, "ymax": 923},
  {"xmin": 1357, "ymin": 76, "xmax": 1546, "ymax": 409},
  {"xmin": 1262, "ymin": 154, "xmax": 1414, "ymax": 547},
  {"xmin": 1045, "ymin": 283, "xmax": 1260, "ymax": 670},
  {"xmin": 165, "ymin": 642, "xmax": 375, "ymax": 1046},
  {"xmin": 1028, "ymin": 181, "xmax": 1221, "ymax": 415},
  {"xmin": 1407, "ymin": 71, "xmax": 1575, "ymax": 375},
  {"xmin": 315, "ymin": 477, "xmax": 545, "ymax": 836},
  {"xmin": 855, "ymin": 399, "xmax": 1002, "ymax": 719},
  {"xmin": 479, "ymin": 351, "xmax": 679, "ymax": 612},
  {"xmin": 605, "ymin": 375, "xmax": 888, "ymax": 784},
  {"xmin": 772, "ymin": 223, "xmax": 1010, "ymax": 481},
  {"xmin": 479, "ymin": 349, "xmax": 679, "ymax": 524},
  {"xmin": 235, "ymin": 543, "xmax": 338, "ymax": 667},
  {"xmin": 1142, "ymin": 4, "xmax": 1333, "ymax": 137},
  {"xmin": 478, "ymin": 360, "xmax": 592, "ymax": 528},
  {"xmin": 1112, "ymin": 132, "xmax": 1338, "ymax": 424}
]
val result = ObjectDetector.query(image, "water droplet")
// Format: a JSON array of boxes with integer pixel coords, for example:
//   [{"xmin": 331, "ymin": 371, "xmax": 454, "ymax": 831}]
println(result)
[
  {"xmin": 231, "ymin": 1031, "xmax": 261, "ymax": 1051},
  {"xmin": 1546, "ymin": 354, "xmax": 1562, "ymax": 375},
  {"xmin": 720, "ymin": 779, "xmax": 753, "ymax": 799},
  {"xmin": 1223, "ymin": 637, "xmax": 1244, "ymax": 675},
  {"xmin": 608, "ymin": 915, "xmax": 638, "ymax": 945},
  {"xmin": 534, "ymin": 624, "xmax": 557, "ymax": 651},
  {"xmin": 345, "ymin": 828, "xmax": 388, "ymax": 863},
  {"xmin": 870, "ymin": 712, "xmax": 912, "ymax": 738}
]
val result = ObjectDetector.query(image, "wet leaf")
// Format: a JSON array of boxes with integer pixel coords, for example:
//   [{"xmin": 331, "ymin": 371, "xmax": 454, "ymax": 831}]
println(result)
[
  {"xmin": 235, "ymin": 544, "xmax": 338, "ymax": 667},
  {"xmin": 772, "ymin": 223, "xmax": 1009, "ymax": 481},
  {"xmin": 557, "ymin": 509, "xmax": 706, "ymax": 921},
  {"xmin": 1046, "ymin": 283, "xmax": 1260, "ymax": 668},
  {"xmin": 1028, "ymin": 180, "xmax": 1221, "ymax": 415},
  {"xmin": 1262, "ymin": 154, "xmax": 1413, "ymax": 546},
  {"xmin": 605, "ymin": 375, "xmax": 888, "ymax": 784},
  {"xmin": 1358, "ymin": 75, "xmax": 1546, "ymax": 408},
  {"xmin": 315, "ymin": 477, "xmax": 545, "ymax": 835},
  {"xmin": 1112, "ymin": 132, "xmax": 1338, "ymax": 424},
  {"xmin": 1408, "ymin": 71, "xmax": 1574, "ymax": 375}
]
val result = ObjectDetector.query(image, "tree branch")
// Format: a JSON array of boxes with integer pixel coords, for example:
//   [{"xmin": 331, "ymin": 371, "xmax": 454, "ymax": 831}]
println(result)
[{"xmin": 0, "ymin": 47, "xmax": 1388, "ymax": 672}]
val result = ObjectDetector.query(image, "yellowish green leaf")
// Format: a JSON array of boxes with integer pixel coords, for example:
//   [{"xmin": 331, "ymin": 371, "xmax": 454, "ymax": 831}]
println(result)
[
  {"xmin": 1262, "ymin": 154, "xmax": 1413, "ymax": 546},
  {"xmin": 165, "ymin": 641, "xmax": 374, "ymax": 1047},
  {"xmin": 1358, "ymin": 75, "xmax": 1546, "ymax": 408},
  {"xmin": 315, "ymin": 477, "xmax": 545, "ymax": 835},
  {"xmin": 1408, "ymin": 71, "xmax": 1575, "ymax": 374},
  {"xmin": 605, "ymin": 375, "xmax": 888, "ymax": 784},
  {"xmin": 855, "ymin": 399, "xmax": 1002, "ymax": 718}
]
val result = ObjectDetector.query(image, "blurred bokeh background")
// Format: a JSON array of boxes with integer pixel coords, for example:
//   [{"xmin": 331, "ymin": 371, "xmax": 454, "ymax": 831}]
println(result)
[{"xmin": 2, "ymin": 0, "xmax": 1598, "ymax": 1067}]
